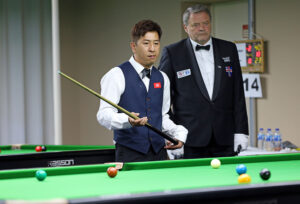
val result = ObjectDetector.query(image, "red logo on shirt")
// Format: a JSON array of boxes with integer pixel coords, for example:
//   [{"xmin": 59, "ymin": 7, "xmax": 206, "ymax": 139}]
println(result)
[{"xmin": 153, "ymin": 82, "xmax": 161, "ymax": 88}]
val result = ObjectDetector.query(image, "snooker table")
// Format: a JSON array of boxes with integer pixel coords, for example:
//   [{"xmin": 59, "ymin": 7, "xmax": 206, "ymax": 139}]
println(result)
[
  {"xmin": 1, "ymin": 153, "xmax": 300, "ymax": 203},
  {"xmin": 0, "ymin": 145, "xmax": 115, "ymax": 170}
]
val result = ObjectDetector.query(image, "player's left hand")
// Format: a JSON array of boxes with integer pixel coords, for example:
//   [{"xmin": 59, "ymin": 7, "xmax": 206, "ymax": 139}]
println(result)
[
  {"xmin": 164, "ymin": 140, "xmax": 184, "ymax": 150},
  {"xmin": 234, "ymin": 134, "xmax": 249, "ymax": 151},
  {"xmin": 128, "ymin": 112, "xmax": 148, "ymax": 127}
]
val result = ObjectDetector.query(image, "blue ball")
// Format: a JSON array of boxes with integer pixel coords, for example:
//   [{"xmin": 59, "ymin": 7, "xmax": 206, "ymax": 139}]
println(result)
[
  {"xmin": 35, "ymin": 170, "xmax": 47, "ymax": 181},
  {"xmin": 236, "ymin": 164, "xmax": 247, "ymax": 175}
]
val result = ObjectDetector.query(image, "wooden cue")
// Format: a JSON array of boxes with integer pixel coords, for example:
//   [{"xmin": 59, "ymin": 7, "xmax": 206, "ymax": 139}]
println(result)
[{"xmin": 59, "ymin": 71, "xmax": 178, "ymax": 145}]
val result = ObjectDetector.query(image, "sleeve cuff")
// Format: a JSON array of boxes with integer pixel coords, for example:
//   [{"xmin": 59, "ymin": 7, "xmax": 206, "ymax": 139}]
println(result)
[
  {"xmin": 173, "ymin": 125, "xmax": 188, "ymax": 144},
  {"xmin": 111, "ymin": 113, "xmax": 132, "ymax": 129}
]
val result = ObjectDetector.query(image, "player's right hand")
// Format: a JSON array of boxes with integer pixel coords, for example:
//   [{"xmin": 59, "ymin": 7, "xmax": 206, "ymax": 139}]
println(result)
[{"xmin": 165, "ymin": 140, "xmax": 184, "ymax": 150}]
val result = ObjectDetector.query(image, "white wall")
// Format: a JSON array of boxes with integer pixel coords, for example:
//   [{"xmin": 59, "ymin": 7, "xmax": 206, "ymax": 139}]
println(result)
[
  {"xmin": 255, "ymin": 0, "xmax": 300, "ymax": 145},
  {"xmin": 213, "ymin": 0, "xmax": 248, "ymax": 41}
]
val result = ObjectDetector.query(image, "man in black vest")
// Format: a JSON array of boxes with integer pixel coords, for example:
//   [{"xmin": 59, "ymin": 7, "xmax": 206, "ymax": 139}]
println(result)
[
  {"xmin": 97, "ymin": 20, "xmax": 187, "ymax": 162},
  {"xmin": 159, "ymin": 4, "xmax": 249, "ymax": 159}
]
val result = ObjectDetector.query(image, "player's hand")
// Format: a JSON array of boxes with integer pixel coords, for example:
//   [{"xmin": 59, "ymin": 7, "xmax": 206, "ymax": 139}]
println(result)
[
  {"xmin": 164, "ymin": 140, "xmax": 184, "ymax": 150},
  {"xmin": 128, "ymin": 112, "xmax": 148, "ymax": 127}
]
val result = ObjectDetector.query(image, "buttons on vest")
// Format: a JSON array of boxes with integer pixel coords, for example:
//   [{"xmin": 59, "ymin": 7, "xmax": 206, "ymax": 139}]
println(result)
[{"xmin": 146, "ymin": 97, "xmax": 151, "ymax": 121}]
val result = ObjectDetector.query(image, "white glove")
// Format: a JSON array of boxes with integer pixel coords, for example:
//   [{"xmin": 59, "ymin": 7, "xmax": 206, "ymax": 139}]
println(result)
[
  {"xmin": 167, "ymin": 147, "xmax": 184, "ymax": 160},
  {"xmin": 234, "ymin": 134, "xmax": 249, "ymax": 152}
]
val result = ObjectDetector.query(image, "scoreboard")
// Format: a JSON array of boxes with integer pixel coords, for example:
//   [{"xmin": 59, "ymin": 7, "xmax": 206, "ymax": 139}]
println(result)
[{"xmin": 235, "ymin": 39, "xmax": 264, "ymax": 73}]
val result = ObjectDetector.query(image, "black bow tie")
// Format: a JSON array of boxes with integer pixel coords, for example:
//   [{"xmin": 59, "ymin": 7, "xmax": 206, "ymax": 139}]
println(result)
[
  {"xmin": 141, "ymin": 68, "xmax": 151, "ymax": 79},
  {"xmin": 196, "ymin": 44, "xmax": 210, "ymax": 51}
]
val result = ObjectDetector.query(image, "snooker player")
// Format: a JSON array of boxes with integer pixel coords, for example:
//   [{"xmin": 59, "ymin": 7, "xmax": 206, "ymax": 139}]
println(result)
[{"xmin": 97, "ymin": 20, "xmax": 187, "ymax": 162}]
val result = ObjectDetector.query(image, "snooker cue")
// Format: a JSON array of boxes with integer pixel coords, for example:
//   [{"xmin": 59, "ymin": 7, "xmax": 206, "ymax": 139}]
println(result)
[{"xmin": 59, "ymin": 71, "xmax": 178, "ymax": 145}]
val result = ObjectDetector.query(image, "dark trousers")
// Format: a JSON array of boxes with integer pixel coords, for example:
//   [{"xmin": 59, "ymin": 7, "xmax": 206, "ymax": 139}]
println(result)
[
  {"xmin": 115, "ymin": 143, "xmax": 167, "ymax": 162},
  {"xmin": 184, "ymin": 136, "xmax": 234, "ymax": 159}
]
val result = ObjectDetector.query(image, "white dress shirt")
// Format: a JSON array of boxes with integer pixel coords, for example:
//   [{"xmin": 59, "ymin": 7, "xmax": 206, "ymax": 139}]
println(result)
[
  {"xmin": 97, "ymin": 56, "xmax": 187, "ymax": 143},
  {"xmin": 190, "ymin": 38, "xmax": 214, "ymax": 99}
]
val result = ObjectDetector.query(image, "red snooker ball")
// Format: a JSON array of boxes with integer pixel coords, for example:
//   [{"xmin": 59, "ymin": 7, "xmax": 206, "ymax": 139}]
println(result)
[
  {"xmin": 35, "ymin": 146, "xmax": 42, "ymax": 152},
  {"xmin": 107, "ymin": 167, "xmax": 118, "ymax": 178}
]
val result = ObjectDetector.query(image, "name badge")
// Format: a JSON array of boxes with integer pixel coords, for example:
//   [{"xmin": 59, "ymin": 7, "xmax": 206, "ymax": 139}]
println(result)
[
  {"xmin": 177, "ymin": 69, "xmax": 191, "ymax": 79},
  {"xmin": 222, "ymin": 56, "xmax": 231, "ymax": 62}
]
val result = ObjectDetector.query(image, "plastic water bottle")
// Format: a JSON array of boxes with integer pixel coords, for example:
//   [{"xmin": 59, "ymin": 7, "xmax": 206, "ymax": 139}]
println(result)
[
  {"xmin": 273, "ymin": 128, "xmax": 282, "ymax": 151},
  {"xmin": 264, "ymin": 128, "xmax": 273, "ymax": 151},
  {"xmin": 269, "ymin": 128, "xmax": 274, "ymax": 151},
  {"xmin": 263, "ymin": 129, "xmax": 269, "ymax": 151},
  {"xmin": 257, "ymin": 128, "xmax": 264, "ymax": 150}
]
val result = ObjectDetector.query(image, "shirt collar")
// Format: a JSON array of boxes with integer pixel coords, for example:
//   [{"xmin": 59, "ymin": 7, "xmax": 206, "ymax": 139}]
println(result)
[
  {"xmin": 190, "ymin": 38, "xmax": 212, "ymax": 52},
  {"xmin": 129, "ymin": 56, "xmax": 152, "ymax": 74}
]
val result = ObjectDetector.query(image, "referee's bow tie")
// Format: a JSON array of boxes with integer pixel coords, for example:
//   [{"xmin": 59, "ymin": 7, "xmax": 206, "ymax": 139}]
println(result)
[
  {"xmin": 141, "ymin": 68, "xmax": 151, "ymax": 79},
  {"xmin": 196, "ymin": 44, "xmax": 210, "ymax": 51}
]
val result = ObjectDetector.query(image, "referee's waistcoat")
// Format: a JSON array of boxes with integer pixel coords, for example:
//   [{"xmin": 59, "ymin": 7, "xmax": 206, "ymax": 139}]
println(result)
[{"xmin": 114, "ymin": 61, "xmax": 165, "ymax": 154}]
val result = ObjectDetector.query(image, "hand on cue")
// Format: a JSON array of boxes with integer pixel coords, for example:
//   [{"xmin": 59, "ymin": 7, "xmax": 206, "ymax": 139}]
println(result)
[
  {"xmin": 128, "ymin": 112, "xmax": 148, "ymax": 127},
  {"xmin": 164, "ymin": 140, "xmax": 184, "ymax": 150}
]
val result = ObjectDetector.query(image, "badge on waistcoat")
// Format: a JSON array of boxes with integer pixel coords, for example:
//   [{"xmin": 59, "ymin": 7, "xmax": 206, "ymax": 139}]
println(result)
[
  {"xmin": 154, "ymin": 82, "xmax": 161, "ymax": 88},
  {"xmin": 176, "ymin": 69, "xmax": 191, "ymax": 79},
  {"xmin": 225, "ymin": 66, "xmax": 232, "ymax": 77}
]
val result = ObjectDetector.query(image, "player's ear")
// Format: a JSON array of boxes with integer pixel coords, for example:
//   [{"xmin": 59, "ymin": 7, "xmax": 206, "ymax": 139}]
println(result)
[{"xmin": 130, "ymin": 41, "xmax": 136, "ymax": 54}]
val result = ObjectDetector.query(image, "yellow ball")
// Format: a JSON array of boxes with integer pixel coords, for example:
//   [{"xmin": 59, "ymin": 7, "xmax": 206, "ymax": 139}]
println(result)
[
  {"xmin": 238, "ymin": 174, "xmax": 251, "ymax": 184},
  {"xmin": 210, "ymin": 159, "xmax": 221, "ymax": 169}
]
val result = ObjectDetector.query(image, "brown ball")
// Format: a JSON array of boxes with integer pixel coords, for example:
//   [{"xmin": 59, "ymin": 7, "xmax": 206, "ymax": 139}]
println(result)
[{"xmin": 107, "ymin": 167, "xmax": 118, "ymax": 178}]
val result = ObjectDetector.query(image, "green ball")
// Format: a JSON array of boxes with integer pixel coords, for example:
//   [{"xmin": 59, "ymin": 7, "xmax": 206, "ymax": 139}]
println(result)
[{"xmin": 35, "ymin": 170, "xmax": 47, "ymax": 181}]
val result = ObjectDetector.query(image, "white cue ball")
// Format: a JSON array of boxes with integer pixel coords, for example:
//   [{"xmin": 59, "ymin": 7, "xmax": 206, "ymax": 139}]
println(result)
[{"xmin": 211, "ymin": 159, "xmax": 221, "ymax": 169}]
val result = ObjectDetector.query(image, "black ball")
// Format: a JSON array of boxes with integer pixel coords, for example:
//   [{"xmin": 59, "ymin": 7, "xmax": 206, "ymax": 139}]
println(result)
[
  {"xmin": 41, "ymin": 145, "xmax": 47, "ymax": 151},
  {"xmin": 260, "ymin": 168, "xmax": 271, "ymax": 180}
]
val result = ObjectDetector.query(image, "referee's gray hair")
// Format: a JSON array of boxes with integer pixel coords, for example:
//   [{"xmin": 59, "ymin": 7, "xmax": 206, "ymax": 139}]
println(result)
[{"xmin": 183, "ymin": 4, "xmax": 211, "ymax": 26}]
